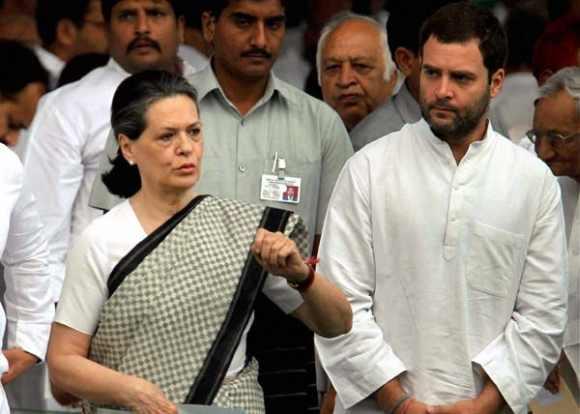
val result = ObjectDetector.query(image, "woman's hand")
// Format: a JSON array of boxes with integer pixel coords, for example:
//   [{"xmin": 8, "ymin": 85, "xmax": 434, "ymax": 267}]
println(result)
[
  {"xmin": 124, "ymin": 376, "xmax": 177, "ymax": 414},
  {"xmin": 251, "ymin": 229, "xmax": 309, "ymax": 283}
]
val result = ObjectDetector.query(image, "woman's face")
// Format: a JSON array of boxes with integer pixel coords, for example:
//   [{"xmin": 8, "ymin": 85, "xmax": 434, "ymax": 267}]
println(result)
[{"xmin": 120, "ymin": 94, "xmax": 203, "ymax": 194}]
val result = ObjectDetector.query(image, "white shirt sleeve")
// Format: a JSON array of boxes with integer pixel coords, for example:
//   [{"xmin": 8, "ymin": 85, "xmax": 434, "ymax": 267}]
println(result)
[
  {"xmin": 314, "ymin": 155, "xmax": 406, "ymax": 409},
  {"xmin": 23, "ymin": 93, "xmax": 85, "ymax": 303},
  {"xmin": 472, "ymin": 169, "xmax": 568, "ymax": 413},
  {"xmin": 1, "ymin": 147, "xmax": 54, "ymax": 360}
]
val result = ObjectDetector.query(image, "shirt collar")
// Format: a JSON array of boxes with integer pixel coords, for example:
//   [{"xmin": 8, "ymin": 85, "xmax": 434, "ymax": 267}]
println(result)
[
  {"xmin": 195, "ymin": 61, "xmax": 294, "ymax": 107},
  {"xmin": 417, "ymin": 117, "xmax": 497, "ymax": 154},
  {"xmin": 395, "ymin": 82, "xmax": 422, "ymax": 123},
  {"xmin": 107, "ymin": 57, "xmax": 196, "ymax": 79}
]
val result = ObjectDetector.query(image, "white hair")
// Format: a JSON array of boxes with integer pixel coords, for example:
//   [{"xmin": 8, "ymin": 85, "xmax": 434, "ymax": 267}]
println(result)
[
  {"xmin": 316, "ymin": 11, "xmax": 396, "ymax": 86},
  {"xmin": 538, "ymin": 66, "xmax": 580, "ymax": 119}
]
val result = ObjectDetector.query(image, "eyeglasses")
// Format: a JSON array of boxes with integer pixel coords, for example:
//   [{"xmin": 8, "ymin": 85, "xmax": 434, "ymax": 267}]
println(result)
[{"xmin": 526, "ymin": 129, "xmax": 580, "ymax": 145}]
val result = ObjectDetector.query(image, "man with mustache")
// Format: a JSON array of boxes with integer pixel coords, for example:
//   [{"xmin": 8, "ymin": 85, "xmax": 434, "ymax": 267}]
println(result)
[
  {"xmin": 189, "ymin": 0, "xmax": 353, "ymax": 411},
  {"xmin": 315, "ymin": 3, "xmax": 567, "ymax": 414}
]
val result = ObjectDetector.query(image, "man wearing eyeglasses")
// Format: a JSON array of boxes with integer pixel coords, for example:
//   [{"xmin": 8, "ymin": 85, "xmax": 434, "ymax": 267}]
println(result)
[{"xmin": 527, "ymin": 66, "xmax": 580, "ymax": 406}]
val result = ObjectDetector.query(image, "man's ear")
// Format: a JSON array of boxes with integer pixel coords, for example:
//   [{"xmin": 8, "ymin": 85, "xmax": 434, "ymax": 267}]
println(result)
[
  {"xmin": 201, "ymin": 11, "xmax": 216, "ymax": 45},
  {"xmin": 489, "ymin": 68, "xmax": 505, "ymax": 98},
  {"xmin": 56, "ymin": 19, "xmax": 78, "ymax": 48},
  {"xmin": 394, "ymin": 47, "xmax": 417, "ymax": 77},
  {"xmin": 118, "ymin": 134, "xmax": 135, "ymax": 165},
  {"xmin": 177, "ymin": 15, "xmax": 185, "ymax": 44}
]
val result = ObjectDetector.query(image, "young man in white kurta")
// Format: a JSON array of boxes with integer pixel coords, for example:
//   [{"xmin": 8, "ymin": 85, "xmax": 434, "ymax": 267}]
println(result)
[
  {"xmin": 0, "ymin": 144, "xmax": 54, "ymax": 414},
  {"xmin": 315, "ymin": 4, "xmax": 567, "ymax": 414}
]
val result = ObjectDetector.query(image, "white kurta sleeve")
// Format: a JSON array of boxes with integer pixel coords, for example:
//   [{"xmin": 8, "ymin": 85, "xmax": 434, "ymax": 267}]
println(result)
[
  {"xmin": 473, "ymin": 170, "xmax": 568, "ymax": 414},
  {"xmin": 315, "ymin": 155, "xmax": 406, "ymax": 409},
  {"xmin": 1, "ymin": 153, "xmax": 54, "ymax": 361},
  {"xmin": 23, "ymin": 94, "xmax": 85, "ymax": 303}
]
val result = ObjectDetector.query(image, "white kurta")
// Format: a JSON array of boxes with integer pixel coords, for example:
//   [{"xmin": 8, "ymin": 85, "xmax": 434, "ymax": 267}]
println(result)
[
  {"xmin": 23, "ymin": 58, "xmax": 199, "ymax": 302},
  {"xmin": 315, "ymin": 120, "xmax": 568, "ymax": 414},
  {"xmin": 557, "ymin": 177, "xmax": 580, "ymax": 402},
  {"xmin": 0, "ymin": 144, "xmax": 54, "ymax": 414}
]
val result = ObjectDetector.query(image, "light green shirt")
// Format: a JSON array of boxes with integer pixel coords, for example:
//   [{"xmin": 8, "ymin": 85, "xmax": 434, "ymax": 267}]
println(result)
[
  {"xmin": 188, "ymin": 65, "xmax": 353, "ymax": 250},
  {"xmin": 90, "ymin": 65, "xmax": 353, "ymax": 252}
]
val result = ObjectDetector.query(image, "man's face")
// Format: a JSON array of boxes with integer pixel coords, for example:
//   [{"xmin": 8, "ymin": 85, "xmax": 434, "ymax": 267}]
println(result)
[
  {"xmin": 534, "ymin": 90, "xmax": 580, "ymax": 179},
  {"xmin": 74, "ymin": 0, "xmax": 109, "ymax": 56},
  {"xmin": 419, "ymin": 36, "xmax": 503, "ymax": 143},
  {"xmin": 107, "ymin": 0, "xmax": 183, "ymax": 74},
  {"xmin": 0, "ymin": 82, "xmax": 46, "ymax": 146},
  {"xmin": 204, "ymin": 0, "xmax": 286, "ymax": 82},
  {"xmin": 320, "ymin": 20, "xmax": 395, "ymax": 131}
]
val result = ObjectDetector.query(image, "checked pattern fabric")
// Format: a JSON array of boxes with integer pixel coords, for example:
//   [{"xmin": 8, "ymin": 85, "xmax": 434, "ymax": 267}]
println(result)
[{"xmin": 84, "ymin": 197, "xmax": 307, "ymax": 412}]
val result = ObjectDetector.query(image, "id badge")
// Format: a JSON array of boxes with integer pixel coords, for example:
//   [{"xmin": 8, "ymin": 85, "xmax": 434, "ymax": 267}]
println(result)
[{"xmin": 260, "ymin": 174, "xmax": 301, "ymax": 204}]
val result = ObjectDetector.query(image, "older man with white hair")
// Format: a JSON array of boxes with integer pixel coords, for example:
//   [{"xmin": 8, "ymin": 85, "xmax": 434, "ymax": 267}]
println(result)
[
  {"xmin": 529, "ymin": 67, "xmax": 580, "ymax": 405},
  {"xmin": 317, "ymin": 12, "xmax": 397, "ymax": 131}
]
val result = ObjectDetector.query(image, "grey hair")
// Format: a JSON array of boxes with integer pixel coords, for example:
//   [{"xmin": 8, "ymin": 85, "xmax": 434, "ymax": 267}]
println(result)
[
  {"xmin": 316, "ymin": 11, "xmax": 396, "ymax": 86},
  {"xmin": 538, "ymin": 66, "xmax": 580, "ymax": 119}
]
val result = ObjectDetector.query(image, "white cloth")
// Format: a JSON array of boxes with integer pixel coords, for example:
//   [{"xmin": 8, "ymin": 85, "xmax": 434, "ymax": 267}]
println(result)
[
  {"xmin": 557, "ymin": 177, "xmax": 580, "ymax": 400},
  {"xmin": 178, "ymin": 44, "xmax": 208, "ymax": 72},
  {"xmin": 0, "ymin": 143, "xmax": 54, "ymax": 414},
  {"xmin": 315, "ymin": 120, "xmax": 568, "ymax": 414},
  {"xmin": 273, "ymin": 24, "xmax": 310, "ymax": 90},
  {"xmin": 489, "ymin": 72, "xmax": 538, "ymax": 143},
  {"xmin": 56, "ymin": 199, "xmax": 303, "ymax": 379},
  {"xmin": 33, "ymin": 46, "xmax": 65, "ymax": 89},
  {"xmin": 23, "ymin": 58, "xmax": 197, "ymax": 302}
]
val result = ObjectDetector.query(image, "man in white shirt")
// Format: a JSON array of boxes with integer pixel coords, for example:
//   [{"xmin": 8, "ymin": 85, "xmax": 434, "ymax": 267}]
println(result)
[
  {"xmin": 317, "ymin": 12, "xmax": 397, "ymax": 132},
  {"xmin": 34, "ymin": 0, "xmax": 108, "ymax": 88},
  {"xmin": 530, "ymin": 67, "xmax": 580, "ymax": 405},
  {"xmin": 315, "ymin": 4, "xmax": 568, "ymax": 414},
  {"xmin": 0, "ymin": 144, "xmax": 54, "ymax": 414},
  {"xmin": 24, "ymin": 0, "xmax": 194, "ymax": 305}
]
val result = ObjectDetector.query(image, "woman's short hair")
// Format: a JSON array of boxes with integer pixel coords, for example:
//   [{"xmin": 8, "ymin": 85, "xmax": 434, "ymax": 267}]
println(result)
[{"xmin": 102, "ymin": 70, "xmax": 199, "ymax": 198}]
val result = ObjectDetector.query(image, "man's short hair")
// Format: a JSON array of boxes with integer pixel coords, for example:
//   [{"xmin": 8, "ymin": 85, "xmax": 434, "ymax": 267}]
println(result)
[
  {"xmin": 0, "ymin": 40, "xmax": 49, "ymax": 99},
  {"xmin": 532, "ymin": 15, "xmax": 580, "ymax": 82},
  {"xmin": 35, "ymin": 0, "xmax": 93, "ymax": 48},
  {"xmin": 316, "ymin": 12, "xmax": 396, "ymax": 85},
  {"xmin": 387, "ymin": 0, "xmax": 459, "ymax": 57},
  {"xmin": 537, "ymin": 66, "xmax": 580, "ymax": 120},
  {"xmin": 201, "ymin": 0, "xmax": 288, "ymax": 19},
  {"xmin": 101, "ymin": 0, "xmax": 184, "ymax": 22},
  {"xmin": 504, "ymin": 8, "xmax": 546, "ymax": 71},
  {"xmin": 419, "ymin": 2, "xmax": 507, "ymax": 79}
]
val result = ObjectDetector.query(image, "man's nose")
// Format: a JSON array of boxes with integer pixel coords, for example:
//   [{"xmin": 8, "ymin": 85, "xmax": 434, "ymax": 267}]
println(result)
[
  {"xmin": 135, "ymin": 11, "xmax": 150, "ymax": 34},
  {"xmin": 337, "ymin": 63, "xmax": 355, "ymax": 87},
  {"xmin": 434, "ymin": 76, "xmax": 453, "ymax": 100},
  {"xmin": 536, "ymin": 138, "xmax": 556, "ymax": 162},
  {"xmin": 250, "ymin": 22, "xmax": 266, "ymax": 49}
]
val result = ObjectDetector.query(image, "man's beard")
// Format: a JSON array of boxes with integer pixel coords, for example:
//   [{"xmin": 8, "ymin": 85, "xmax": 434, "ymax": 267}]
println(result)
[{"xmin": 421, "ymin": 89, "xmax": 490, "ymax": 143}]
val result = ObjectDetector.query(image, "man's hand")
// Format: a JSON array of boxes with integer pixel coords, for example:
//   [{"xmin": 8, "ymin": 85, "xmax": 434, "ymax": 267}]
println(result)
[
  {"xmin": 1, "ymin": 348, "xmax": 39, "ymax": 384},
  {"xmin": 544, "ymin": 354, "xmax": 563, "ymax": 394},
  {"xmin": 320, "ymin": 387, "xmax": 336, "ymax": 414},
  {"xmin": 428, "ymin": 400, "xmax": 479, "ymax": 414}
]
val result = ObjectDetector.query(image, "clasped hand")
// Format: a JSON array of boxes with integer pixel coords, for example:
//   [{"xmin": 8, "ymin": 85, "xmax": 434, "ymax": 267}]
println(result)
[{"xmin": 251, "ymin": 229, "xmax": 310, "ymax": 283}]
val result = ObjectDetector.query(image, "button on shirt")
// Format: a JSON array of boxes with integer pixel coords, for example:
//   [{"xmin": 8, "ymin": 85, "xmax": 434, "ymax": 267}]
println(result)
[
  {"xmin": 315, "ymin": 120, "xmax": 568, "ymax": 414},
  {"xmin": 0, "ymin": 144, "xmax": 54, "ymax": 414},
  {"xmin": 187, "ymin": 64, "xmax": 354, "ymax": 250}
]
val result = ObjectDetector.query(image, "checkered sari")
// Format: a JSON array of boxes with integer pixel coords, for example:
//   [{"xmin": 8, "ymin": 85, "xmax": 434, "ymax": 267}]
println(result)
[{"xmin": 83, "ymin": 196, "xmax": 308, "ymax": 413}]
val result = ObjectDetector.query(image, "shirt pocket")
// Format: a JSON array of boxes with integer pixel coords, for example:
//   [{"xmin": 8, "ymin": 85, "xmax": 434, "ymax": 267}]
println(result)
[{"xmin": 466, "ymin": 221, "xmax": 525, "ymax": 298}]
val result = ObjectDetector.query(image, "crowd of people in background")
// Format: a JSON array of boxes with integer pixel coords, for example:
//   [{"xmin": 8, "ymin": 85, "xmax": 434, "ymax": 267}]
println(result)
[{"xmin": 0, "ymin": 0, "xmax": 579, "ymax": 413}]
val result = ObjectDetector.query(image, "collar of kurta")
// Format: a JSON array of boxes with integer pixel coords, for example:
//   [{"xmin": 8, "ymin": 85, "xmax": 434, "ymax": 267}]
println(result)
[
  {"xmin": 107, "ymin": 57, "xmax": 197, "ymax": 80},
  {"xmin": 416, "ymin": 117, "xmax": 498, "ymax": 159},
  {"xmin": 194, "ymin": 60, "xmax": 294, "ymax": 108}
]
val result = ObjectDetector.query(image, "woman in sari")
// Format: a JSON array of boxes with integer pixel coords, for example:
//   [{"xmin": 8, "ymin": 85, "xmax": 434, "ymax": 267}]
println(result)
[{"xmin": 47, "ymin": 71, "xmax": 352, "ymax": 414}]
